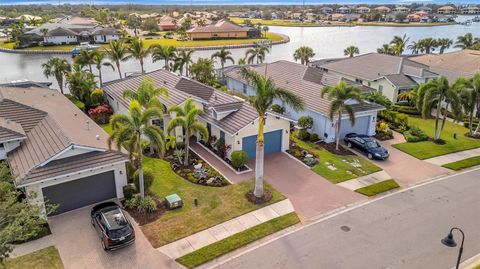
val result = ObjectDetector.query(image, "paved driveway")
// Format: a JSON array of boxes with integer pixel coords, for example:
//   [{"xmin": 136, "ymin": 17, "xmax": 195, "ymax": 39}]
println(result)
[
  {"xmin": 46, "ymin": 206, "xmax": 179, "ymax": 269},
  {"xmin": 258, "ymin": 153, "xmax": 365, "ymax": 220}
]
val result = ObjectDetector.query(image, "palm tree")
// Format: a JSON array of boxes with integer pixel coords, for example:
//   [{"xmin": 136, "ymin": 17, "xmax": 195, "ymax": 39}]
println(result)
[
  {"xmin": 129, "ymin": 37, "xmax": 151, "ymax": 73},
  {"xmin": 173, "ymin": 48, "xmax": 195, "ymax": 76},
  {"xmin": 245, "ymin": 45, "xmax": 270, "ymax": 64},
  {"xmin": 189, "ymin": 58, "xmax": 216, "ymax": 85},
  {"xmin": 437, "ymin": 38, "xmax": 453, "ymax": 54},
  {"xmin": 40, "ymin": 28, "xmax": 48, "ymax": 41},
  {"xmin": 109, "ymin": 100, "xmax": 165, "ymax": 198},
  {"xmin": 74, "ymin": 50, "xmax": 96, "ymax": 73},
  {"xmin": 152, "ymin": 45, "xmax": 177, "ymax": 71},
  {"xmin": 459, "ymin": 74, "xmax": 480, "ymax": 135},
  {"xmin": 105, "ymin": 40, "xmax": 130, "ymax": 79},
  {"xmin": 454, "ymin": 33, "xmax": 477, "ymax": 49},
  {"xmin": 238, "ymin": 57, "xmax": 247, "ymax": 65},
  {"xmin": 377, "ymin": 44, "xmax": 395, "ymax": 55},
  {"xmin": 419, "ymin": 38, "xmax": 438, "ymax": 54},
  {"xmin": 321, "ymin": 81, "xmax": 363, "ymax": 151},
  {"xmin": 408, "ymin": 41, "xmax": 421, "ymax": 54},
  {"xmin": 122, "ymin": 78, "xmax": 168, "ymax": 110},
  {"xmin": 262, "ymin": 25, "xmax": 269, "ymax": 38},
  {"xmin": 66, "ymin": 64, "xmax": 98, "ymax": 107},
  {"xmin": 397, "ymin": 89, "xmax": 417, "ymax": 103},
  {"xmin": 390, "ymin": 34, "xmax": 409, "ymax": 56},
  {"xmin": 92, "ymin": 51, "xmax": 115, "ymax": 87},
  {"xmin": 239, "ymin": 67, "xmax": 304, "ymax": 198},
  {"xmin": 343, "ymin": 45, "xmax": 359, "ymax": 57},
  {"xmin": 293, "ymin": 46, "xmax": 315, "ymax": 65},
  {"xmin": 167, "ymin": 98, "xmax": 209, "ymax": 166},
  {"xmin": 211, "ymin": 47, "xmax": 235, "ymax": 80},
  {"xmin": 42, "ymin": 57, "xmax": 71, "ymax": 94}
]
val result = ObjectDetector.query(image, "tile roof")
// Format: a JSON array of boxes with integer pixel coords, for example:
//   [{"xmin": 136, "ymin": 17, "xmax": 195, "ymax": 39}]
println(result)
[
  {"xmin": 186, "ymin": 19, "xmax": 247, "ymax": 33},
  {"xmin": 0, "ymin": 117, "xmax": 26, "ymax": 142},
  {"xmin": 92, "ymin": 28, "xmax": 119, "ymax": 35},
  {"xmin": 224, "ymin": 60, "xmax": 383, "ymax": 116},
  {"xmin": 384, "ymin": 74, "xmax": 417, "ymax": 88},
  {"xmin": 47, "ymin": 27, "xmax": 78, "ymax": 37}
]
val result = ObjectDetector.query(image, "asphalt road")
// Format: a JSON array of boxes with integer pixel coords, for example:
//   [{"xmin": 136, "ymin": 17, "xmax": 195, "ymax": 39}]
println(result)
[{"xmin": 215, "ymin": 168, "xmax": 480, "ymax": 269}]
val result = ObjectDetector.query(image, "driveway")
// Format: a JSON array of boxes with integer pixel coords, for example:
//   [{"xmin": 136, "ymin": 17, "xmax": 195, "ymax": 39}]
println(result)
[{"xmin": 258, "ymin": 153, "xmax": 365, "ymax": 220}]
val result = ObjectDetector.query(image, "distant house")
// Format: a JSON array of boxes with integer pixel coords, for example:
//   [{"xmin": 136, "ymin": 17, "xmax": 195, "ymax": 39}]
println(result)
[
  {"xmin": 43, "ymin": 27, "xmax": 79, "ymax": 44},
  {"xmin": 93, "ymin": 28, "xmax": 120, "ymax": 43},
  {"xmin": 336, "ymin": 7, "xmax": 351, "ymax": 14},
  {"xmin": 355, "ymin": 6, "xmax": 371, "ymax": 14},
  {"xmin": 224, "ymin": 61, "xmax": 384, "ymax": 142},
  {"xmin": 374, "ymin": 6, "xmax": 392, "ymax": 13},
  {"xmin": 228, "ymin": 12, "xmax": 248, "ymax": 18},
  {"xmin": 186, "ymin": 19, "xmax": 250, "ymax": 40},
  {"xmin": 320, "ymin": 7, "xmax": 334, "ymax": 14},
  {"xmin": 316, "ymin": 53, "xmax": 439, "ymax": 102},
  {"xmin": 437, "ymin": 6, "xmax": 457, "ymax": 14},
  {"xmin": 415, "ymin": 6, "xmax": 433, "ymax": 13},
  {"xmin": 14, "ymin": 14, "xmax": 42, "ymax": 21},
  {"xmin": 394, "ymin": 6, "xmax": 410, "ymax": 13},
  {"xmin": 158, "ymin": 15, "xmax": 177, "ymax": 31},
  {"xmin": 340, "ymin": 14, "xmax": 361, "ymax": 22},
  {"xmin": 460, "ymin": 6, "xmax": 480, "ymax": 14},
  {"xmin": 329, "ymin": 13, "xmax": 345, "ymax": 21}
]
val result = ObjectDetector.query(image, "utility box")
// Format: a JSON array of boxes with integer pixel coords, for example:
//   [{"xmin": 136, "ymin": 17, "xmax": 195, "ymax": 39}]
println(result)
[{"xmin": 165, "ymin": 194, "xmax": 183, "ymax": 210}]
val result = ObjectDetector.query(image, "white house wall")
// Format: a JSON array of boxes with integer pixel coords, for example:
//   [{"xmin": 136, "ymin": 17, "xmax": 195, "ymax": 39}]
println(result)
[
  {"xmin": 94, "ymin": 34, "xmax": 119, "ymax": 43},
  {"xmin": 0, "ymin": 140, "xmax": 21, "ymax": 160},
  {"xmin": 44, "ymin": 35, "xmax": 77, "ymax": 44}
]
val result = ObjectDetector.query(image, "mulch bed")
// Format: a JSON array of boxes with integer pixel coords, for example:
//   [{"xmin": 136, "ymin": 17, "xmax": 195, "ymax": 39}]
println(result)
[
  {"xmin": 433, "ymin": 139, "xmax": 446, "ymax": 145},
  {"xmin": 123, "ymin": 196, "xmax": 166, "ymax": 226},
  {"xmin": 246, "ymin": 190, "xmax": 272, "ymax": 204},
  {"xmin": 321, "ymin": 142, "xmax": 356, "ymax": 156}
]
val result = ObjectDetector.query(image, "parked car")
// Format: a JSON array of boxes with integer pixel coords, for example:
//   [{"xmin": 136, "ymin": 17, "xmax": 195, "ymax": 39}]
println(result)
[
  {"xmin": 344, "ymin": 133, "xmax": 389, "ymax": 160},
  {"xmin": 91, "ymin": 202, "xmax": 135, "ymax": 251}
]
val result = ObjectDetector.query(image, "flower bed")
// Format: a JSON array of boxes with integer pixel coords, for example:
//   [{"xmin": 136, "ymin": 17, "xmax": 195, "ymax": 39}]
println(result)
[
  {"xmin": 286, "ymin": 141, "xmax": 319, "ymax": 167},
  {"xmin": 122, "ymin": 195, "xmax": 166, "ymax": 226},
  {"xmin": 200, "ymin": 140, "xmax": 250, "ymax": 172}
]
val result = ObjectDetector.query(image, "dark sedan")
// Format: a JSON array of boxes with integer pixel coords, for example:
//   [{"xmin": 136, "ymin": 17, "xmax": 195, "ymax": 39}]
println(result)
[
  {"xmin": 344, "ymin": 133, "xmax": 389, "ymax": 160},
  {"xmin": 91, "ymin": 202, "xmax": 135, "ymax": 251}
]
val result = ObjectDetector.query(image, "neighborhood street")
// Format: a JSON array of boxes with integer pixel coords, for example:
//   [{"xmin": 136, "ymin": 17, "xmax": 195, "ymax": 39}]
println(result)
[{"xmin": 214, "ymin": 168, "xmax": 480, "ymax": 269}]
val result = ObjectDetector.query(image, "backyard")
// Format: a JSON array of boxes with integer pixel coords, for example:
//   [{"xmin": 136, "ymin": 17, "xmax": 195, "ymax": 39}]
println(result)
[
  {"xmin": 4, "ymin": 246, "xmax": 64, "ymax": 269},
  {"xmin": 393, "ymin": 116, "xmax": 480, "ymax": 159}
]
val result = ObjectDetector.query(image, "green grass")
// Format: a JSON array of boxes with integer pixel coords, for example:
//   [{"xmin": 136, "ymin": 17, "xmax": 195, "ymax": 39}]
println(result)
[
  {"xmin": 354, "ymin": 179, "xmax": 400, "ymax": 197},
  {"xmin": 442, "ymin": 156, "xmax": 480, "ymax": 171},
  {"xmin": 291, "ymin": 136, "xmax": 382, "ymax": 183},
  {"xmin": 0, "ymin": 41, "xmax": 16, "ymax": 49},
  {"xmin": 176, "ymin": 212, "xmax": 300, "ymax": 268},
  {"xmin": 5, "ymin": 246, "xmax": 64, "ymax": 269},
  {"xmin": 393, "ymin": 116, "xmax": 480, "ymax": 159},
  {"xmin": 100, "ymin": 123, "xmax": 112, "ymax": 135},
  {"xmin": 141, "ymin": 157, "xmax": 284, "ymax": 247}
]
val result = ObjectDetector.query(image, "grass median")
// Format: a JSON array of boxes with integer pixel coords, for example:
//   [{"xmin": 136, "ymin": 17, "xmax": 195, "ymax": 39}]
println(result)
[
  {"xmin": 442, "ymin": 156, "xmax": 480, "ymax": 171},
  {"xmin": 355, "ymin": 179, "xmax": 400, "ymax": 197},
  {"xmin": 176, "ymin": 212, "xmax": 300, "ymax": 268}
]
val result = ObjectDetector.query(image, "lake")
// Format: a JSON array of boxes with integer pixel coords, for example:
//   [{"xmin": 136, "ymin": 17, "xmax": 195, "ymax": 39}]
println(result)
[{"xmin": 0, "ymin": 16, "xmax": 478, "ymax": 89}]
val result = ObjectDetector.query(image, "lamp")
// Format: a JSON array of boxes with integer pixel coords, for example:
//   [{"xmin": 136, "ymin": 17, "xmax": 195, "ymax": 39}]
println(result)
[{"xmin": 441, "ymin": 227, "xmax": 465, "ymax": 269}]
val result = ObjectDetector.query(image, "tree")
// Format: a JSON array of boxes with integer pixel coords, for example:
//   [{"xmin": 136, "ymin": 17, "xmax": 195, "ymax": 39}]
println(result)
[
  {"xmin": 364, "ymin": 91, "xmax": 392, "ymax": 109},
  {"xmin": 105, "ymin": 40, "xmax": 130, "ymax": 79},
  {"xmin": 141, "ymin": 17, "xmax": 159, "ymax": 33},
  {"xmin": 397, "ymin": 89, "xmax": 418, "ymax": 105},
  {"xmin": 152, "ymin": 45, "xmax": 177, "ymax": 71},
  {"xmin": 377, "ymin": 44, "xmax": 395, "ymax": 55},
  {"xmin": 408, "ymin": 41, "xmax": 421, "ymax": 54},
  {"xmin": 173, "ymin": 48, "xmax": 195, "ymax": 76},
  {"xmin": 122, "ymin": 78, "xmax": 168, "ymax": 110},
  {"xmin": 190, "ymin": 58, "xmax": 216, "ymax": 85},
  {"xmin": 92, "ymin": 51, "xmax": 115, "ymax": 87},
  {"xmin": 129, "ymin": 37, "xmax": 150, "ymax": 73},
  {"xmin": 262, "ymin": 25, "xmax": 269, "ymax": 38},
  {"xmin": 42, "ymin": 57, "xmax": 71, "ymax": 94},
  {"xmin": 437, "ymin": 38, "xmax": 453, "ymax": 54},
  {"xmin": 167, "ymin": 98, "xmax": 209, "ymax": 166},
  {"xmin": 239, "ymin": 67, "xmax": 304, "ymax": 198},
  {"xmin": 74, "ymin": 49, "xmax": 96, "ymax": 73},
  {"xmin": 127, "ymin": 15, "xmax": 141, "ymax": 37},
  {"xmin": 66, "ymin": 64, "xmax": 98, "ymax": 108},
  {"xmin": 390, "ymin": 34, "xmax": 409, "ymax": 56},
  {"xmin": 418, "ymin": 38, "xmax": 438, "ymax": 54},
  {"xmin": 40, "ymin": 28, "xmax": 48, "ymax": 40},
  {"xmin": 245, "ymin": 45, "xmax": 270, "ymax": 64},
  {"xmin": 321, "ymin": 81, "xmax": 364, "ymax": 150},
  {"xmin": 343, "ymin": 45, "xmax": 359, "ymax": 57},
  {"xmin": 211, "ymin": 47, "xmax": 234, "ymax": 81},
  {"xmin": 238, "ymin": 57, "xmax": 247, "ymax": 65},
  {"xmin": 109, "ymin": 100, "xmax": 165, "ymax": 198},
  {"xmin": 454, "ymin": 33, "xmax": 478, "ymax": 49},
  {"xmin": 459, "ymin": 74, "xmax": 480, "ymax": 135},
  {"xmin": 293, "ymin": 46, "xmax": 315, "ymax": 65}
]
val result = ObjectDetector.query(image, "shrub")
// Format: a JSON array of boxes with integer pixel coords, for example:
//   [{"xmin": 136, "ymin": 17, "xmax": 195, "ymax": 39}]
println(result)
[
  {"xmin": 298, "ymin": 116, "xmax": 314, "ymax": 130},
  {"xmin": 88, "ymin": 104, "xmax": 113, "ymax": 124},
  {"xmin": 296, "ymin": 130, "xmax": 310, "ymax": 141},
  {"xmin": 395, "ymin": 114, "xmax": 409, "ymax": 130},
  {"xmin": 270, "ymin": 104, "xmax": 285, "ymax": 114},
  {"xmin": 375, "ymin": 121, "xmax": 393, "ymax": 140},
  {"xmin": 379, "ymin": 110, "xmax": 398, "ymax": 124},
  {"xmin": 231, "ymin": 150, "xmax": 249, "ymax": 169},
  {"xmin": 392, "ymin": 104, "xmax": 420, "ymax": 115},
  {"xmin": 125, "ymin": 196, "xmax": 157, "ymax": 213},
  {"xmin": 214, "ymin": 138, "xmax": 231, "ymax": 159},
  {"xmin": 365, "ymin": 91, "xmax": 392, "ymax": 109},
  {"xmin": 123, "ymin": 184, "xmax": 135, "ymax": 200},
  {"xmin": 404, "ymin": 126, "xmax": 428, "ymax": 142},
  {"xmin": 133, "ymin": 168, "xmax": 154, "ymax": 192},
  {"xmin": 303, "ymin": 156, "xmax": 318, "ymax": 166},
  {"xmin": 309, "ymin": 133, "xmax": 319, "ymax": 142},
  {"xmin": 65, "ymin": 93, "xmax": 85, "ymax": 111}
]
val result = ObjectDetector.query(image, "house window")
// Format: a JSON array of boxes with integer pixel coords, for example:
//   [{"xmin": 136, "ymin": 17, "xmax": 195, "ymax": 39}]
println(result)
[
  {"xmin": 220, "ymin": 130, "xmax": 225, "ymax": 140},
  {"xmin": 152, "ymin": 118, "xmax": 164, "ymax": 130},
  {"xmin": 0, "ymin": 143, "xmax": 4, "ymax": 150},
  {"xmin": 242, "ymin": 84, "xmax": 247, "ymax": 94},
  {"xmin": 355, "ymin": 78, "xmax": 363, "ymax": 84},
  {"xmin": 378, "ymin": 85, "xmax": 383, "ymax": 94}
]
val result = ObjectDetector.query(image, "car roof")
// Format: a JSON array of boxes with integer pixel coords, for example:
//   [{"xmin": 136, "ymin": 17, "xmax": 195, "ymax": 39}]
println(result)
[
  {"xmin": 92, "ymin": 201, "xmax": 119, "ymax": 213},
  {"xmin": 101, "ymin": 208, "xmax": 128, "ymax": 230}
]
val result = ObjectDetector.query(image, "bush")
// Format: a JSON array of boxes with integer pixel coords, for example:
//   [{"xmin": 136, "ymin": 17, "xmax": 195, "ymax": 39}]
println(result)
[
  {"xmin": 395, "ymin": 114, "xmax": 409, "ymax": 130},
  {"xmin": 298, "ymin": 116, "xmax": 314, "ymax": 130},
  {"xmin": 365, "ymin": 91, "xmax": 392, "ymax": 109},
  {"xmin": 296, "ymin": 130, "xmax": 310, "ymax": 141},
  {"xmin": 270, "ymin": 104, "xmax": 285, "ymax": 114},
  {"xmin": 379, "ymin": 110, "xmax": 398, "ymax": 124},
  {"xmin": 65, "ymin": 93, "xmax": 85, "ymax": 111},
  {"xmin": 392, "ymin": 104, "xmax": 420, "ymax": 115},
  {"xmin": 214, "ymin": 138, "xmax": 231, "ymax": 159},
  {"xmin": 125, "ymin": 196, "xmax": 157, "ymax": 213},
  {"xmin": 404, "ymin": 126, "xmax": 428, "ymax": 142},
  {"xmin": 303, "ymin": 156, "xmax": 318, "ymax": 166},
  {"xmin": 309, "ymin": 133, "xmax": 319, "ymax": 142},
  {"xmin": 133, "ymin": 168, "xmax": 154, "ymax": 192},
  {"xmin": 231, "ymin": 150, "xmax": 249, "ymax": 169},
  {"xmin": 88, "ymin": 104, "xmax": 113, "ymax": 124},
  {"xmin": 123, "ymin": 184, "xmax": 135, "ymax": 200}
]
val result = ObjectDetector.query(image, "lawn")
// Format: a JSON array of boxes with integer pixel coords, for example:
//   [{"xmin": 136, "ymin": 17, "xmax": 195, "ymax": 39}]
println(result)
[
  {"xmin": 176, "ymin": 212, "xmax": 300, "ymax": 268},
  {"xmin": 393, "ymin": 116, "xmax": 480, "ymax": 159},
  {"xmin": 291, "ymin": 136, "xmax": 382, "ymax": 184},
  {"xmin": 0, "ymin": 41, "xmax": 15, "ymax": 49},
  {"xmin": 4, "ymin": 246, "xmax": 64, "ymax": 269},
  {"xmin": 354, "ymin": 179, "xmax": 400, "ymax": 197},
  {"xmin": 141, "ymin": 157, "xmax": 284, "ymax": 247},
  {"xmin": 100, "ymin": 123, "xmax": 112, "ymax": 135},
  {"xmin": 442, "ymin": 156, "xmax": 480, "ymax": 171}
]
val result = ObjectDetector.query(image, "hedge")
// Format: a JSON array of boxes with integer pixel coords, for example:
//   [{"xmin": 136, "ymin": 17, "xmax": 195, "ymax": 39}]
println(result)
[{"xmin": 391, "ymin": 105, "xmax": 420, "ymax": 115}]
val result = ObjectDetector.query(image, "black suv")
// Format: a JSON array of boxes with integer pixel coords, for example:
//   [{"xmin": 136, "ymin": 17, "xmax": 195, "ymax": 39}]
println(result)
[
  {"xmin": 91, "ymin": 202, "xmax": 135, "ymax": 251},
  {"xmin": 344, "ymin": 133, "xmax": 389, "ymax": 160}
]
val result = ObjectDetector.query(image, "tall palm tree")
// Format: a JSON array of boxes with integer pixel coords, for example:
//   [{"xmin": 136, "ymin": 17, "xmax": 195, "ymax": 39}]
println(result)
[
  {"xmin": 92, "ymin": 51, "xmax": 115, "ymax": 87},
  {"xmin": 152, "ymin": 45, "xmax": 177, "ymax": 71},
  {"xmin": 42, "ymin": 57, "xmax": 71, "ymax": 94},
  {"xmin": 245, "ymin": 45, "xmax": 270, "ymax": 64},
  {"xmin": 122, "ymin": 78, "xmax": 168, "ymax": 110},
  {"xmin": 167, "ymin": 98, "xmax": 209, "ymax": 166},
  {"xmin": 408, "ymin": 41, "xmax": 421, "ymax": 54},
  {"xmin": 40, "ymin": 28, "xmax": 48, "ymax": 41},
  {"xmin": 437, "ymin": 38, "xmax": 453, "ymax": 54},
  {"xmin": 109, "ymin": 101, "xmax": 165, "ymax": 198},
  {"xmin": 377, "ymin": 44, "xmax": 395, "ymax": 55},
  {"xmin": 321, "ymin": 81, "xmax": 363, "ymax": 151},
  {"xmin": 189, "ymin": 57, "xmax": 216, "ymax": 85},
  {"xmin": 74, "ymin": 50, "xmax": 96, "ymax": 73},
  {"xmin": 454, "ymin": 33, "xmax": 477, "ymax": 49},
  {"xmin": 173, "ymin": 48, "xmax": 195, "ymax": 76},
  {"xmin": 419, "ymin": 38, "xmax": 438, "ymax": 54},
  {"xmin": 390, "ymin": 34, "xmax": 409, "ymax": 56},
  {"xmin": 343, "ymin": 45, "xmax": 359, "ymax": 57},
  {"xmin": 238, "ymin": 57, "xmax": 247, "ymax": 65},
  {"xmin": 211, "ymin": 47, "xmax": 235, "ymax": 80},
  {"xmin": 262, "ymin": 25, "xmax": 269, "ymax": 38},
  {"xmin": 459, "ymin": 74, "xmax": 480, "ymax": 135},
  {"xmin": 293, "ymin": 46, "xmax": 315, "ymax": 65},
  {"xmin": 239, "ymin": 67, "xmax": 304, "ymax": 198},
  {"xmin": 129, "ymin": 37, "xmax": 150, "ymax": 73},
  {"xmin": 105, "ymin": 40, "xmax": 130, "ymax": 79}
]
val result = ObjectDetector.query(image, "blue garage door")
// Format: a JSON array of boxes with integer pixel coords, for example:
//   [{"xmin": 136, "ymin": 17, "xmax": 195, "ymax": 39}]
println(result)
[
  {"xmin": 242, "ymin": 130, "xmax": 283, "ymax": 159},
  {"xmin": 339, "ymin": 115, "xmax": 370, "ymax": 138}
]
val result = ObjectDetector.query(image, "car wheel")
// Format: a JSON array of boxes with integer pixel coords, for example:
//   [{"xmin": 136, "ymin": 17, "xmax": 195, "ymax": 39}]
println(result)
[
  {"xmin": 347, "ymin": 142, "xmax": 352, "ymax": 148},
  {"xmin": 101, "ymin": 239, "xmax": 108, "ymax": 251},
  {"xmin": 367, "ymin": 153, "xmax": 373, "ymax": 159}
]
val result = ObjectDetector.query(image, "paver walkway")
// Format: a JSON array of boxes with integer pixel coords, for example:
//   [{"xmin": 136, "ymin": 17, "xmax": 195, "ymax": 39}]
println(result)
[
  {"xmin": 424, "ymin": 148, "xmax": 480, "ymax": 166},
  {"xmin": 337, "ymin": 170, "xmax": 391, "ymax": 191},
  {"xmin": 157, "ymin": 199, "xmax": 294, "ymax": 259}
]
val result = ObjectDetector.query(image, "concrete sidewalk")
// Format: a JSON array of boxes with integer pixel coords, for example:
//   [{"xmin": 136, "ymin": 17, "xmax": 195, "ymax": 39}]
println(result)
[
  {"xmin": 337, "ymin": 170, "xmax": 392, "ymax": 191},
  {"xmin": 424, "ymin": 148, "xmax": 480, "ymax": 166},
  {"xmin": 157, "ymin": 199, "xmax": 295, "ymax": 259}
]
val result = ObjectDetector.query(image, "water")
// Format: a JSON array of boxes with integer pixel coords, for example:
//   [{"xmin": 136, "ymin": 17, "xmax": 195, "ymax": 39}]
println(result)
[
  {"xmin": 0, "ymin": 17, "xmax": 479, "ymax": 89},
  {"xmin": 2, "ymin": 0, "xmax": 480, "ymax": 4}
]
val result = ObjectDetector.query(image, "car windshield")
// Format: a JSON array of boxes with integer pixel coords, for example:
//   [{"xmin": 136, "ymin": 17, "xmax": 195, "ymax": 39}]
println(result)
[
  {"xmin": 102, "ymin": 208, "xmax": 128, "ymax": 230},
  {"xmin": 366, "ymin": 141, "xmax": 380, "ymax": 148}
]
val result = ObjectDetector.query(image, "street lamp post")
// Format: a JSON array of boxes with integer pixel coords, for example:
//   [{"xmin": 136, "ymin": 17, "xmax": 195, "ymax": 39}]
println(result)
[{"xmin": 441, "ymin": 227, "xmax": 465, "ymax": 269}]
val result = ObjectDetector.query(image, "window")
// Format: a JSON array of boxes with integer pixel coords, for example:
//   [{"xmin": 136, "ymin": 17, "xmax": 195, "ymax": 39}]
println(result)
[
  {"xmin": 152, "ymin": 118, "xmax": 164, "ymax": 130},
  {"xmin": 242, "ymin": 84, "xmax": 247, "ymax": 94},
  {"xmin": 355, "ymin": 78, "xmax": 363, "ymax": 84},
  {"xmin": 378, "ymin": 85, "xmax": 383, "ymax": 94},
  {"xmin": 220, "ymin": 130, "xmax": 225, "ymax": 140},
  {"xmin": 0, "ymin": 143, "xmax": 4, "ymax": 150}
]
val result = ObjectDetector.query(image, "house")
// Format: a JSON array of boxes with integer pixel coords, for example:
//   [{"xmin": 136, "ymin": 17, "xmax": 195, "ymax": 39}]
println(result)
[
  {"xmin": 410, "ymin": 49, "xmax": 480, "ymax": 81},
  {"xmin": 0, "ymin": 87, "xmax": 128, "ymax": 216},
  {"xmin": 339, "ymin": 14, "xmax": 361, "ymax": 22},
  {"xmin": 56, "ymin": 16, "xmax": 98, "ymax": 26},
  {"xmin": 407, "ymin": 14, "xmax": 421, "ymax": 22},
  {"xmin": 329, "ymin": 13, "xmax": 345, "ymax": 21},
  {"xmin": 460, "ymin": 6, "xmax": 480, "ymax": 14},
  {"xmin": 415, "ymin": 6, "xmax": 433, "ymax": 13},
  {"xmin": 186, "ymin": 19, "xmax": 250, "ymax": 40},
  {"xmin": 228, "ymin": 12, "xmax": 248, "ymax": 18},
  {"xmin": 103, "ymin": 69, "xmax": 292, "ymax": 159},
  {"xmin": 374, "ymin": 6, "xmax": 392, "ymax": 13},
  {"xmin": 44, "ymin": 27, "xmax": 79, "ymax": 44},
  {"xmin": 320, "ymin": 7, "xmax": 334, "ymax": 14},
  {"xmin": 355, "ymin": 6, "xmax": 371, "ymax": 14},
  {"xmin": 316, "ymin": 53, "xmax": 439, "ymax": 102},
  {"xmin": 93, "ymin": 28, "xmax": 120, "ymax": 43},
  {"xmin": 26, "ymin": 23, "xmax": 119, "ymax": 45},
  {"xmin": 158, "ymin": 15, "xmax": 177, "ymax": 30},
  {"xmin": 14, "ymin": 14, "xmax": 42, "ymax": 21},
  {"xmin": 336, "ymin": 7, "xmax": 351, "ymax": 14},
  {"xmin": 224, "ymin": 61, "xmax": 384, "ymax": 142},
  {"xmin": 394, "ymin": 6, "xmax": 410, "ymax": 13},
  {"xmin": 437, "ymin": 6, "xmax": 457, "ymax": 14}
]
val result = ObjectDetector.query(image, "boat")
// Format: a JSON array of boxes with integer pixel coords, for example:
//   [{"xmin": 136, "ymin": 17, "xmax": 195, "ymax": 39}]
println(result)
[
  {"xmin": 71, "ymin": 42, "xmax": 100, "ymax": 56},
  {"xmin": 473, "ymin": 16, "xmax": 480, "ymax": 22}
]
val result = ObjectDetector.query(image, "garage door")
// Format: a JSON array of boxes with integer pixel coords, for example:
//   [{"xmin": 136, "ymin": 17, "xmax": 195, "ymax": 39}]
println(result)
[
  {"xmin": 339, "ymin": 115, "xmax": 370, "ymax": 138},
  {"xmin": 43, "ymin": 171, "xmax": 116, "ymax": 216},
  {"xmin": 242, "ymin": 130, "xmax": 283, "ymax": 159}
]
